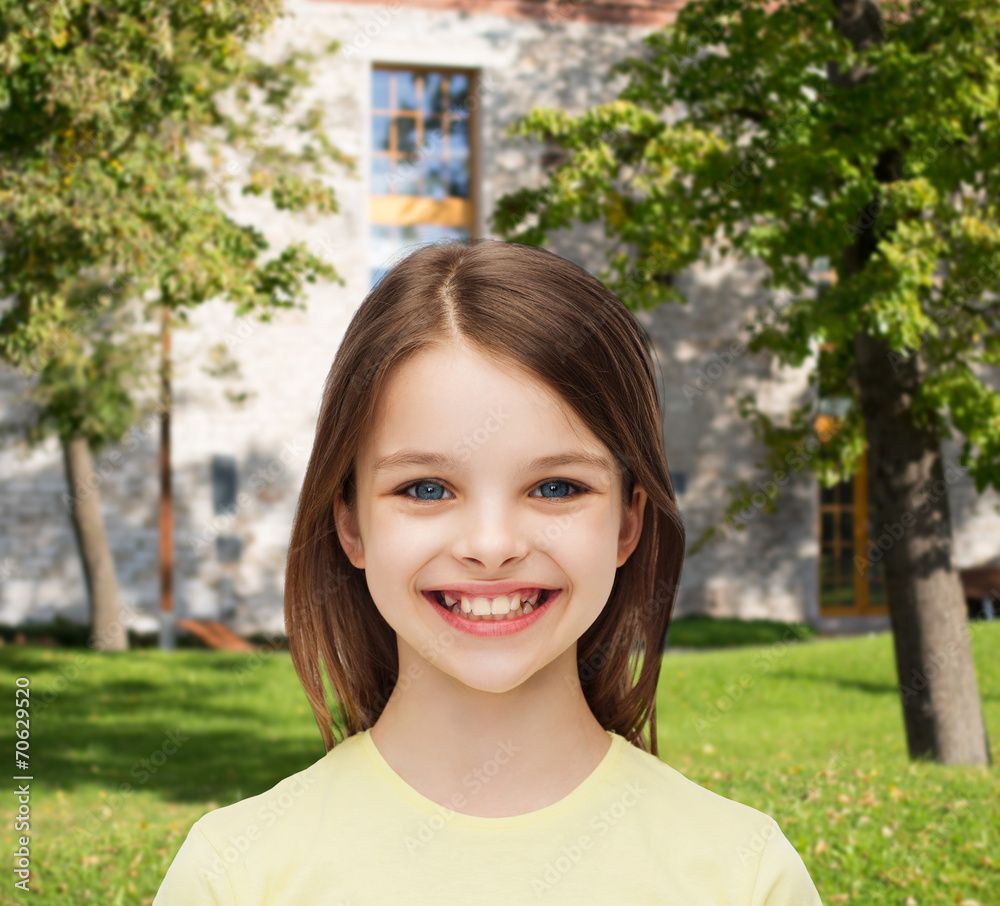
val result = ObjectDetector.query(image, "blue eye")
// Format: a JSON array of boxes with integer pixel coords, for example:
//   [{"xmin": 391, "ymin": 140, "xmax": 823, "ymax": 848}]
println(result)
[
  {"xmin": 530, "ymin": 480, "xmax": 583, "ymax": 499},
  {"xmin": 397, "ymin": 479, "xmax": 588, "ymax": 502},
  {"xmin": 403, "ymin": 481, "xmax": 453, "ymax": 501}
]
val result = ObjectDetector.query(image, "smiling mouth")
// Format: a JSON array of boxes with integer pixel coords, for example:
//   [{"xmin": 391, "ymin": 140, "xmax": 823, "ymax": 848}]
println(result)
[{"xmin": 428, "ymin": 589, "xmax": 554, "ymax": 621}]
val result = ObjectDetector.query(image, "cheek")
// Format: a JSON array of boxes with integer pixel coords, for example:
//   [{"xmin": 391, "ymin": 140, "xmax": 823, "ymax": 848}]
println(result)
[
  {"xmin": 549, "ymin": 513, "xmax": 620, "ymax": 621},
  {"xmin": 367, "ymin": 509, "xmax": 444, "ymax": 571},
  {"xmin": 543, "ymin": 508, "xmax": 621, "ymax": 574}
]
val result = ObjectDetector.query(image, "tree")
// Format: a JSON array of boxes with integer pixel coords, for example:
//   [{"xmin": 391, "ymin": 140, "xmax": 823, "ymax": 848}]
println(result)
[
  {"xmin": 0, "ymin": 0, "xmax": 351, "ymax": 649},
  {"xmin": 491, "ymin": 0, "xmax": 997, "ymax": 765}
]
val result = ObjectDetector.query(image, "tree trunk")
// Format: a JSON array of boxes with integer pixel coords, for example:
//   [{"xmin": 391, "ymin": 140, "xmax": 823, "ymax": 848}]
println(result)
[
  {"xmin": 62, "ymin": 435, "xmax": 128, "ymax": 651},
  {"xmin": 833, "ymin": 0, "xmax": 989, "ymax": 765},
  {"xmin": 852, "ymin": 335, "xmax": 990, "ymax": 764}
]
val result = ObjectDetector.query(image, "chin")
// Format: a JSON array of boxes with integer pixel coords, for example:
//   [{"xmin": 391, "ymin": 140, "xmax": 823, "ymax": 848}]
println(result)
[{"xmin": 439, "ymin": 660, "xmax": 541, "ymax": 695}]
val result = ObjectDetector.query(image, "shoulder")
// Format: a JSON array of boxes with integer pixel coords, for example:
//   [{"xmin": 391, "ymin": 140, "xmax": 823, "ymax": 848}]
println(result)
[
  {"xmin": 154, "ymin": 736, "xmax": 368, "ymax": 904},
  {"xmin": 609, "ymin": 741, "xmax": 822, "ymax": 904},
  {"xmin": 615, "ymin": 740, "xmax": 776, "ymax": 834},
  {"xmin": 193, "ymin": 731, "xmax": 365, "ymax": 851}
]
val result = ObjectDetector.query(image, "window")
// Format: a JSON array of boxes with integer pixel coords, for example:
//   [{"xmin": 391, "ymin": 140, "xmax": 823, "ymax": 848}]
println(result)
[
  {"xmin": 817, "ymin": 452, "xmax": 886, "ymax": 615},
  {"xmin": 210, "ymin": 455, "xmax": 243, "ymax": 564},
  {"xmin": 369, "ymin": 67, "xmax": 477, "ymax": 288},
  {"xmin": 812, "ymin": 269, "xmax": 887, "ymax": 617},
  {"xmin": 211, "ymin": 455, "xmax": 238, "ymax": 515}
]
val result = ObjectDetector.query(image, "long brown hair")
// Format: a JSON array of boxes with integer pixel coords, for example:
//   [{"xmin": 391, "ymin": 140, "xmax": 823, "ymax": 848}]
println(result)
[{"xmin": 284, "ymin": 239, "xmax": 685, "ymax": 757}]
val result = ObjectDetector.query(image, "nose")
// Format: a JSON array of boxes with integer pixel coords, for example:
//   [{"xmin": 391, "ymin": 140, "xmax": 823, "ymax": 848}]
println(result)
[{"xmin": 451, "ymin": 498, "xmax": 530, "ymax": 571}]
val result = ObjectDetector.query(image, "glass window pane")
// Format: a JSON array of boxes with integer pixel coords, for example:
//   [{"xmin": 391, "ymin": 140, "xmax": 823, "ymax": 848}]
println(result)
[
  {"xmin": 840, "ymin": 511, "xmax": 854, "ymax": 546},
  {"xmin": 393, "ymin": 163, "xmax": 419, "ymax": 195},
  {"xmin": 424, "ymin": 161, "xmax": 446, "ymax": 200},
  {"xmin": 447, "ymin": 117, "xmax": 469, "ymax": 157},
  {"xmin": 821, "ymin": 512, "xmax": 834, "ymax": 542},
  {"xmin": 397, "ymin": 71, "xmax": 417, "ymax": 111},
  {"xmin": 448, "ymin": 74, "xmax": 469, "ymax": 113},
  {"xmin": 423, "ymin": 116, "xmax": 444, "ymax": 154},
  {"xmin": 446, "ymin": 159, "xmax": 469, "ymax": 198},
  {"xmin": 369, "ymin": 223, "xmax": 396, "ymax": 289},
  {"xmin": 396, "ymin": 116, "xmax": 417, "ymax": 154},
  {"xmin": 372, "ymin": 70, "xmax": 391, "ymax": 110},
  {"xmin": 371, "ymin": 157, "xmax": 392, "ymax": 194},
  {"xmin": 372, "ymin": 116, "xmax": 391, "ymax": 153},
  {"xmin": 370, "ymin": 223, "xmax": 394, "ymax": 250},
  {"xmin": 419, "ymin": 224, "xmax": 468, "ymax": 243},
  {"xmin": 422, "ymin": 73, "xmax": 445, "ymax": 114}
]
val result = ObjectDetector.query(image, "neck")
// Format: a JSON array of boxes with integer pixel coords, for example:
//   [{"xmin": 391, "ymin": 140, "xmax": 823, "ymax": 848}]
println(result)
[{"xmin": 368, "ymin": 641, "xmax": 613, "ymax": 818}]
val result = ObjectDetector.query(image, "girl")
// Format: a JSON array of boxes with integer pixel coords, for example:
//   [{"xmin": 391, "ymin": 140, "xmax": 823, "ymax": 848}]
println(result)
[{"xmin": 154, "ymin": 239, "xmax": 822, "ymax": 904}]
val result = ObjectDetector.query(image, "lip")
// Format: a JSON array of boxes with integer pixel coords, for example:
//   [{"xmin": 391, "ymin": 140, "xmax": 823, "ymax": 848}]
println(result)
[{"xmin": 423, "ymin": 589, "xmax": 561, "ymax": 637}]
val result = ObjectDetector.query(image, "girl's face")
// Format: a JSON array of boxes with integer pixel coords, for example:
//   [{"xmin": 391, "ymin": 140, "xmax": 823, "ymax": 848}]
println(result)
[{"xmin": 334, "ymin": 337, "xmax": 646, "ymax": 694}]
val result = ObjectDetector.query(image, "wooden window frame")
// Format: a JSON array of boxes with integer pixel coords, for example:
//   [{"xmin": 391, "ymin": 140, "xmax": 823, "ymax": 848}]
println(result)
[
  {"xmin": 814, "ymin": 327, "xmax": 888, "ymax": 618},
  {"xmin": 369, "ymin": 64, "xmax": 479, "ymax": 232},
  {"xmin": 816, "ymin": 437, "xmax": 888, "ymax": 618}
]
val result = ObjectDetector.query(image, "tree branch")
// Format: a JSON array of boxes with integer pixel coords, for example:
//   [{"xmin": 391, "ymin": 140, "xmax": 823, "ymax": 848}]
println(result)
[
  {"xmin": 731, "ymin": 106, "xmax": 767, "ymax": 124},
  {"xmin": 827, "ymin": 0, "xmax": 886, "ymax": 87}
]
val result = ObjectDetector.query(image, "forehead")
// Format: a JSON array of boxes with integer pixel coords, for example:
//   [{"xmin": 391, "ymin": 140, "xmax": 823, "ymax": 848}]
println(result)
[{"xmin": 363, "ymin": 341, "xmax": 607, "ymax": 461}]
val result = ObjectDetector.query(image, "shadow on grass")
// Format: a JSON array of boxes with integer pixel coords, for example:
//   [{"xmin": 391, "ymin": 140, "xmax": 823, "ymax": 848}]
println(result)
[
  {"xmin": 765, "ymin": 668, "xmax": 899, "ymax": 696},
  {"xmin": 766, "ymin": 667, "xmax": 1000, "ymax": 703},
  {"xmin": 0, "ymin": 647, "xmax": 326, "ymax": 806}
]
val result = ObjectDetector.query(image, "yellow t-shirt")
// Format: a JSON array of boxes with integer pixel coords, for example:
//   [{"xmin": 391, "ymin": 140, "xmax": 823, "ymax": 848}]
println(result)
[{"xmin": 153, "ymin": 729, "xmax": 823, "ymax": 905}]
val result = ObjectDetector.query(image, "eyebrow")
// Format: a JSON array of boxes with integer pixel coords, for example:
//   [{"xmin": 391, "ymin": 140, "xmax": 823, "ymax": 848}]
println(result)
[{"xmin": 370, "ymin": 449, "xmax": 616, "ymax": 478}]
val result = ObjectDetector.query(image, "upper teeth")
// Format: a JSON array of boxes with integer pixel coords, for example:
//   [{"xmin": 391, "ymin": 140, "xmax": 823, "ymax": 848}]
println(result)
[{"xmin": 440, "ymin": 590, "xmax": 542, "ymax": 615}]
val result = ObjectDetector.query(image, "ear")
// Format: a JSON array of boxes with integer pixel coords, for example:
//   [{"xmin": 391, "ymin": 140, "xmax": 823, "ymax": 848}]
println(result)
[
  {"xmin": 616, "ymin": 484, "xmax": 647, "ymax": 568},
  {"xmin": 333, "ymin": 489, "xmax": 365, "ymax": 569}
]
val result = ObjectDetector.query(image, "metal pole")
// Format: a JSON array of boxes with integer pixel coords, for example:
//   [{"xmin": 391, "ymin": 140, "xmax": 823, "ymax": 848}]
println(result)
[{"xmin": 159, "ymin": 302, "xmax": 176, "ymax": 650}]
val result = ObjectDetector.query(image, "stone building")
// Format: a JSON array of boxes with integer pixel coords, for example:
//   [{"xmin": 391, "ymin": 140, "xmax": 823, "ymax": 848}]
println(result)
[{"xmin": 2, "ymin": 0, "xmax": 998, "ymax": 639}]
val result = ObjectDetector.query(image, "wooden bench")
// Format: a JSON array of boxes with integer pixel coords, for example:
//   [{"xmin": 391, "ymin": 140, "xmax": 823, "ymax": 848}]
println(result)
[
  {"xmin": 959, "ymin": 565, "xmax": 1000, "ymax": 620},
  {"xmin": 960, "ymin": 566, "xmax": 1000, "ymax": 602},
  {"xmin": 176, "ymin": 619, "xmax": 256, "ymax": 651}
]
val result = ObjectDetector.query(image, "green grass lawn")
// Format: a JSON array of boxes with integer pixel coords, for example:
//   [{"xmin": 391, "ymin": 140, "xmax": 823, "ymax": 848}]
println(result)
[
  {"xmin": 666, "ymin": 613, "xmax": 817, "ymax": 648},
  {"xmin": 0, "ymin": 622, "xmax": 997, "ymax": 905}
]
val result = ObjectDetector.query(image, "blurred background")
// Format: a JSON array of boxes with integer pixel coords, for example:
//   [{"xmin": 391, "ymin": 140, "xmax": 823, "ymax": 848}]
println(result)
[{"xmin": 0, "ymin": 0, "xmax": 997, "ymax": 902}]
